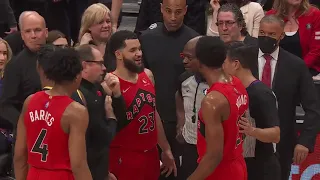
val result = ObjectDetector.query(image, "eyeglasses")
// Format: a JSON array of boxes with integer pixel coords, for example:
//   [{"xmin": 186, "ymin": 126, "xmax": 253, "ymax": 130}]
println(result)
[
  {"xmin": 216, "ymin": 21, "xmax": 237, "ymax": 28},
  {"xmin": 85, "ymin": 60, "xmax": 105, "ymax": 67}
]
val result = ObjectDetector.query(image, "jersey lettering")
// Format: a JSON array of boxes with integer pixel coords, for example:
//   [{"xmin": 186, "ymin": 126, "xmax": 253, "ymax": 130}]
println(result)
[
  {"xmin": 138, "ymin": 112, "xmax": 155, "ymax": 134},
  {"xmin": 29, "ymin": 110, "xmax": 55, "ymax": 126},
  {"xmin": 31, "ymin": 128, "xmax": 49, "ymax": 162}
]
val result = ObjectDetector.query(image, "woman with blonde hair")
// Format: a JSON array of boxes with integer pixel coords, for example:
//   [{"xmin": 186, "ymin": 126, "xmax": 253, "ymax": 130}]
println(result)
[
  {"xmin": 267, "ymin": 0, "xmax": 320, "ymax": 76},
  {"xmin": 79, "ymin": 3, "xmax": 112, "ymax": 56},
  {"xmin": 0, "ymin": 38, "xmax": 12, "ymax": 97}
]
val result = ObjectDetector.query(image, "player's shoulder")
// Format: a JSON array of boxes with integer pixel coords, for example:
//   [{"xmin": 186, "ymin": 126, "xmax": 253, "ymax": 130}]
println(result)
[
  {"xmin": 63, "ymin": 101, "xmax": 88, "ymax": 120},
  {"xmin": 202, "ymin": 90, "xmax": 229, "ymax": 109},
  {"xmin": 143, "ymin": 68, "xmax": 153, "ymax": 76}
]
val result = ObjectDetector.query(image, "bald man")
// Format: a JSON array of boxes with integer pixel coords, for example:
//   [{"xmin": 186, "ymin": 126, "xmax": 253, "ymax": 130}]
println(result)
[
  {"xmin": 139, "ymin": 1, "xmax": 199, "ymax": 179},
  {"xmin": 176, "ymin": 36, "xmax": 209, "ymax": 180},
  {"xmin": 0, "ymin": 11, "xmax": 47, "ymax": 128}
]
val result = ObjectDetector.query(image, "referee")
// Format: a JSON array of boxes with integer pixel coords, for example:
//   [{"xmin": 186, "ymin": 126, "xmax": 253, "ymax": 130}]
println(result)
[{"xmin": 223, "ymin": 42, "xmax": 281, "ymax": 180}]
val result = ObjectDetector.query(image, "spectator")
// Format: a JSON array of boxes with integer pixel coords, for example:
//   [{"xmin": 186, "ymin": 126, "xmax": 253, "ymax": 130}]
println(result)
[
  {"xmin": 89, "ymin": 0, "xmax": 123, "ymax": 32},
  {"xmin": 0, "ymin": 11, "xmax": 47, "ymax": 128},
  {"xmin": 210, "ymin": 3, "xmax": 258, "ymax": 47},
  {"xmin": 208, "ymin": 0, "xmax": 264, "ymax": 37},
  {"xmin": 47, "ymin": 30, "xmax": 69, "ymax": 47},
  {"xmin": 78, "ymin": 3, "xmax": 113, "ymax": 71},
  {"xmin": 0, "ymin": 39, "xmax": 12, "ymax": 98},
  {"xmin": 267, "ymin": 0, "xmax": 320, "ymax": 76}
]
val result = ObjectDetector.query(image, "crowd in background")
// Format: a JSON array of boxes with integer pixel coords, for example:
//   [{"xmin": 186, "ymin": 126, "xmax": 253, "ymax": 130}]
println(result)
[{"xmin": 0, "ymin": 0, "xmax": 319, "ymax": 180}]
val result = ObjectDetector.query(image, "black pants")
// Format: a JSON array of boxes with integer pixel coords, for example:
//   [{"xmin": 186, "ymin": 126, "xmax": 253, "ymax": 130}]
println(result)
[
  {"xmin": 179, "ymin": 143, "xmax": 198, "ymax": 180},
  {"xmin": 159, "ymin": 122, "xmax": 181, "ymax": 180},
  {"xmin": 245, "ymin": 154, "xmax": 281, "ymax": 180}
]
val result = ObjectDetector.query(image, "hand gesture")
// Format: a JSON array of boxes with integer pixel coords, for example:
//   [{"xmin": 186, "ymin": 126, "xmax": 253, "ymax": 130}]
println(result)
[
  {"xmin": 160, "ymin": 150, "xmax": 177, "ymax": 177},
  {"xmin": 5, "ymin": 26, "xmax": 18, "ymax": 35},
  {"xmin": 293, "ymin": 144, "xmax": 309, "ymax": 164},
  {"xmin": 80, "ymin": 33, "xmax": 93, "ymax": 45},
  {"xmin": 210, "ymin": 0, "xmax": 220, "ymax": 12},
  {"xmin": 104, "ymin": 73, "xmax": 121, "ymax": 97},
  {"xmin": 239, "ymin": 117, "xmax": 256, "ymax": 136}
]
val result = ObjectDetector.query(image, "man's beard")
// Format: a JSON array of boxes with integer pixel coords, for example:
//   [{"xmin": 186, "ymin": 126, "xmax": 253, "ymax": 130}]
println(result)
[{"xmin": 123, "ymin": 58, "xmax": 144, "ymax": 73}]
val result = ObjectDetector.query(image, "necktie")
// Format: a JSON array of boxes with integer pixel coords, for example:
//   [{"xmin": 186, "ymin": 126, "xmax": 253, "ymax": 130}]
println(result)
[{"xmin": 262, "ymin": 54, "xmax": 272, "ymax": 88}]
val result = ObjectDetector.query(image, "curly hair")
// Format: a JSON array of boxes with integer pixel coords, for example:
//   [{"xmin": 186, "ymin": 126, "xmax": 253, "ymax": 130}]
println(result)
[
  {"xmin": 218, "ymin": 3, "xmax": 248, "ymax": 36},
  {"xmin": 37, "ymin": 45, "xmax": 82, "ymax": 84}
]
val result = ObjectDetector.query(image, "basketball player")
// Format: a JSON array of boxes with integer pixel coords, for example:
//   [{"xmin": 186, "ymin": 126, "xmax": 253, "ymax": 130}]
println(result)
[
  {"xmin": 14, "ymin": 47, "xmax": 93, "ymax": 180},
  {"xmin": 188, "ymin": 36, "xmax": 249, "ymax": 180},
  {"xmin": 107, "ymin": 30, "xmax": 177, "ymax": 180},
  {"xmin": 37, "ymin": 44, "xmax": 86, "ymax": 106}
]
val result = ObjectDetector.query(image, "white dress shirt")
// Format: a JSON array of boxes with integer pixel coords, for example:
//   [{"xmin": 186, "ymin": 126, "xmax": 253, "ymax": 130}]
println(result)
[{"xmin": 258, "ymin": 46, "xmax": 280, "ymax": 85}]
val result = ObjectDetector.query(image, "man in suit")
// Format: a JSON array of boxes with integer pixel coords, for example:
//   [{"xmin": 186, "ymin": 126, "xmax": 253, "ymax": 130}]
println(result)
[{"xmin": 254, "ymin": 15, "xmax": 320, "ymax": 180}]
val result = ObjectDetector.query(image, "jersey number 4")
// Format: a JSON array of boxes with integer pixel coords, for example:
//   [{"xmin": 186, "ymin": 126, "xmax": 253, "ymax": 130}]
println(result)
[
  {"xmin": 31, "ymin": 128, "xmax": 49, "ymax": 162},
  {"xmin": 138, "ymin": 112, "xmax": 155, "ymax": 134}
]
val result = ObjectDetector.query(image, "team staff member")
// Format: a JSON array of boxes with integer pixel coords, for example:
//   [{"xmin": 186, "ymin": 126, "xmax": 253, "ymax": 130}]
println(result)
[
  {"xmin": 223, "ymin": 42, "xmax": 281, "ymax": 180},
  {"xmin": 14, "ymin": 47, "xmax": 92, "ymax": 180},
  {"xmin": 0, "ymin": 11, "xmax": 47, "ymax": 128},
  {"xmin": 254, "ymin": 15, "xmax": 320, "ymax": 180},
  {"xmin": 139, "ymin": 0, "xmax": 198, "ymax": 177},
  {"xmin": 76, "ymin": 44, "xmax": 126, "ymax": 180}
]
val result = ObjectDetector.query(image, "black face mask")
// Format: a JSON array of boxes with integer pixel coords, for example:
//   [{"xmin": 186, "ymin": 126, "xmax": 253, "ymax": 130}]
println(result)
[{"xmin": 258, "ymin": 36, "xmax": 278, "ymax": 54}]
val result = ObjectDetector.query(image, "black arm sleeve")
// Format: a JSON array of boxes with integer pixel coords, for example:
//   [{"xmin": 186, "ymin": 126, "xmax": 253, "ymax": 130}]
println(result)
[
  {"xmin": 0, "ymin": 60, "xmax": 21, "ymax": 127},
  {"xmin": 255, "ymin": 90, "xmax": 280, "ymax": 128},
  {"xmin": 105, "ymin": 118, "xmax": 117, "ymax": 142},
  {"xmin": 298, "ymin": 64, "xmax": 320, "ymax": 152},
  {"xmin": 111, "ymin": 95, "xmax": 127, "ymax": 132}
]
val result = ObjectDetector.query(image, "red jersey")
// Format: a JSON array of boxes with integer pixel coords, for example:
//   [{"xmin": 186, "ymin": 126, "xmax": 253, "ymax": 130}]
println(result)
[
  {"xmin": 110, "ymin": 72, "xmax": 157, "ymax": 151},
  {"xmin": 25, "ymin": 91, "xmax": 73, "ymax": 171},
  {"xmin": 197, "ymin": 76, "xmax": 249, "ymax": 179}
]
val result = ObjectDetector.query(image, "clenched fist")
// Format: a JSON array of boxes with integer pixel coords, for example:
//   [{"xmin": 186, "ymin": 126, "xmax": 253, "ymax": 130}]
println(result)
[{"xmin": 104, "ymin": 73, "xmax": 121, "ymax": 97}]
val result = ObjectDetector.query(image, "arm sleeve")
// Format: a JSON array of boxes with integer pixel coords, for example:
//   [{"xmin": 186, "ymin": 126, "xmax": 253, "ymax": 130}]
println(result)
[
  {"xmin": 297, "ymin": 62, "xmax": 320, "ymax": 152},
  {"xmin": 255, "ymin": 90, "xmax": 280, "ymax": 128},
  {"xmin": 0, "ymin": 59, "xmax": 21, "ymax": 127},
  {"xmin": 111, "ymin": 95, "xmax": 129, "ymax": 132},
  {"xmin": 303, "ymin": 9, "xmax": 320, "ymax": 68}
]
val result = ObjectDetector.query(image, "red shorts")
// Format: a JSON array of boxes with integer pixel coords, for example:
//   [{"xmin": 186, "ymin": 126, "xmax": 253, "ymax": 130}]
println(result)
[
  {"xmin": 206, "ymin": 157, "xmax": 247, "ymax": 180},
  {"xmin": 109, "ymin": 147, "xmax": 160, "ymax": 180},
  {"xmin": 27, "ymin": 166, "xmax": 74, "ymax": 180}
]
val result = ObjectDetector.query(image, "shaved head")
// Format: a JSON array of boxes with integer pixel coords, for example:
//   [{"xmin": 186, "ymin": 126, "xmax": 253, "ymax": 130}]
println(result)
[
  {"xmin": 162, "ymin": 0, "xmax": 186, "ymax": 6},
  {"xmin": 161, "ymin": 0, "xmax": 187, "ymax": 32}
]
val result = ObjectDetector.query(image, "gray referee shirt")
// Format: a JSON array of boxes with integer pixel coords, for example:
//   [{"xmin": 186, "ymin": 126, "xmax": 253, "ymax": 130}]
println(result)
[{"xmin": 178, "ymin": 72, "xmax": 208, "ymax": 145}]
